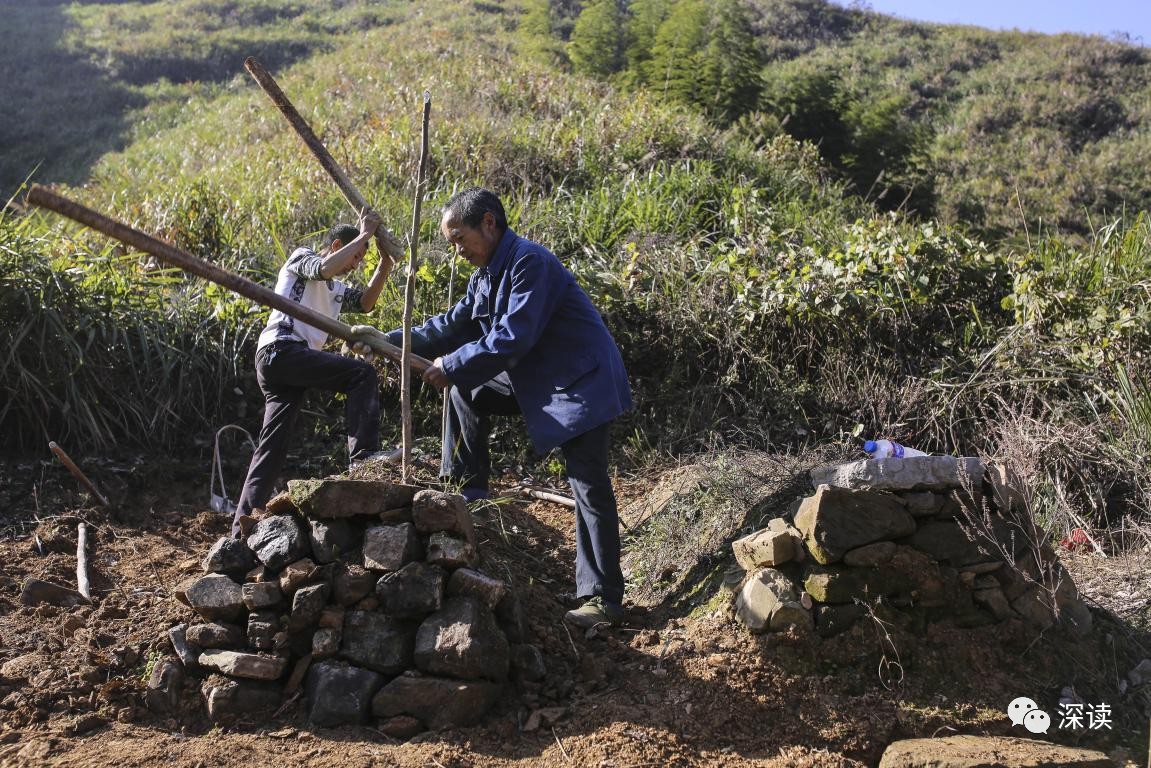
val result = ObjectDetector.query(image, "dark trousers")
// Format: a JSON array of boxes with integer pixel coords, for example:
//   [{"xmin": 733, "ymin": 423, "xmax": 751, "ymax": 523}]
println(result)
[
  {"xmin": 445, "ymin": 374, "xmax": 625, "ymax": 604},
  {"xmin": 233, "ymin": 340, "xmax": 380, "ymax": 534}
]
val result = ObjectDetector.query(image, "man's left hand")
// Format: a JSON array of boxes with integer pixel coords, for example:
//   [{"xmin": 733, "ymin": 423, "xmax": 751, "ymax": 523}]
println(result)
[{"xmin": 422, "ymin": 357, "xmax": 452, "ymax": 390}]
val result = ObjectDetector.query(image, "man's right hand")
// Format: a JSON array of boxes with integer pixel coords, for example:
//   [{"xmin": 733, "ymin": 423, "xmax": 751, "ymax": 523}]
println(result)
[{"xmin": 422, "ymin": 357, "xmax": 452, "ymax": 390}]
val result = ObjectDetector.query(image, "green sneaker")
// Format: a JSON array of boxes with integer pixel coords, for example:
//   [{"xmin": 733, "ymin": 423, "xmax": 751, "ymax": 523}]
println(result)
[{"xmin": 564, "ymin": 596, "xmax": 625, "ymax": 629}]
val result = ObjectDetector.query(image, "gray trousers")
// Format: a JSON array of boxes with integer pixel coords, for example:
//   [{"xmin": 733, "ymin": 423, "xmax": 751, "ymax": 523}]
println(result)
[
  {"xmin": 445, "ymin": 374, "xmax": 625, "ymax": 604},
  {"xmin": 233, "ymin": 340, "xmax": 380, "ymax": 535}
]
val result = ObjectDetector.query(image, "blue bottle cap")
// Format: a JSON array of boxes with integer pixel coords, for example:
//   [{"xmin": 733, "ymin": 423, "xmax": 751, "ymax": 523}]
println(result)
[{"xmin": 863, "ymin": 440, "xmax": 877, "ymax": 454}]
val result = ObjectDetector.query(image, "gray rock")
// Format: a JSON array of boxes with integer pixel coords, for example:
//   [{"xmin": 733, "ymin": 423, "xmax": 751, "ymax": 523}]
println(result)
[
  {"xmin": 184, "ymin": 574, "xmax": 246, "ymax": 623},
  {"xmin": 304, "ymin": 660, "xmax": 384, "ymax": 726},
  {"xmin": 371, "ymin": 673, "xmax": 502, "ymax": 728},
  {"xmin": 363, "ymin": 523, "xmax": 421, "ymax": 572},
  {"xmin": 732, "ymin": 528, "xmax": 796, "ymax": 570},
  {"xmin": 376, "ymin": 562, "xmax": 445, "ymax": 617},
  {"xmin": 247, "ymin": 610, "xmax": 280, "ymax": 651},
  {"xmin": 411, "ymin": 490, "xmax": 476, "ymax": 544},
  {"xmin": 768, "ymin": 601, "xmax": 813, "ymax": 632},
  {"xmin": 426, "ymin": 532, "xmax": 478, "ymax": 569},
  {"xmin": 246, "ymin": 515, "xmax": 310, "ymax": 570},
  {"xmin": 734, "ymin": 568, "xmax": 798, "ymax": 633},
  {"xmin": 903, "ymin": 520, "xmax": 999, "ymax": 566},
  {"xmin": 201, "ymin": 674, "xmax": 280, "ymax": 725},
  {"xmin": 242, "ymin": 581, "xmax": 284, "ymax": 611},
  {"xmin": 842, "ymin": 541, "xmax": 898, "ymax": 567},
  {"xmin": 811, "ymin": 456, "xmax": 985, "ymax": 493},
  {"xmin": 379, "ymin": 715, "xmax": 424, "ymax": 739},
  {"xmin": 495, "ymin": 591, "xmax": 527, "ymax": 644},
  {"xmin": 167, "ymin": 623, "xmax": 199, "ymax": 668},
  {"xmin": 312, "ymin": 628, "xmax": 341, "ymax": 658},
  {"xmin": 332, "ymin": 563, "xmax": 376, "ymax": 606},
  {"xmin": 144, "ymin": 658, "xmax": 184, "ymax": 714},
  {"xmin": 198, "ymin": 650, "xmax": 288, "ymax": 681},
  {"xmin": 897, "ymin": 491, "xmax": 944, "ymax": 517},
  {"xmin": 19, "ymin": 578, "xmax": 89, "ymax": 608},
  {"xmin": 289, "ymin": 582, "xmax": 331, "ymax": 631},
  {"xmin": 186, "ymin": 622, "xmax": 245, "ymax": 649},
  {"xmin": 201, "ymin": 537, "xmax": 257, "ymax": 580},
  {"xmin": 973, "ymin": 587, "xmax": 1018, "ymax": 622},
  {"xmin": 339, "ymin": 610, "xmax": 416, "ymax": 674},
  {"xmin": 308, "ymin": 518, "xmax": 361, "ymax": 564},
  {"xmin": 510, "ymin": 644, "xmax": 546, "ymax": 682},
  {"xmin": 794, "ymin": 486, "xmax": 915, "ymax": 564},
  {"xmin": 415, "ymin": 596, "xmax": 510, "ymax": 681},
  {"xmin": 288, "ymin": 478, "xmax": 419, "ymax": 519},
  {"xmin": 446, "ymin": 568, "xmax": 506, "ymax": 609},
  {"xmin": 803, "ymin": 565, "xmax": 909, "ymax": 604},
  {"xmin": 877, "ymin": 735, "xmax": 1114, "ymax": 768},
  {"xmin": 278, "ymin": 558, "xmax": 319, "ymax": 597}
]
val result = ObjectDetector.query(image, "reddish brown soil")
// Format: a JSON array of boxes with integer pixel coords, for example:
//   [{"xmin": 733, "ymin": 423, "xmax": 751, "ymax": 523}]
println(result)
[{"xmin": 0, "ymin": 458, "xmax": 1144, "ymax": 767}]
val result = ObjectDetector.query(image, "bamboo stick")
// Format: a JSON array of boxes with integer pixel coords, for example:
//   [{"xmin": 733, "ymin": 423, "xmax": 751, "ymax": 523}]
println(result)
[
  {"xmin": 48, "ymin": 441, "xmax": 110, "ymax": 507},
  {"xmin": 244, "ymin": 57, "xmax": 404, "ymax": 264},
  {"xmin": 25, "ymin": 185, "xmax": 431, "ymax": 373},
  {"xmin": 402, "ymin": 92, "xmax": 432, "ymax": 483},
  {"xmin": 76, "ymin": 522, "xmax": 90, "ymax": 600}
]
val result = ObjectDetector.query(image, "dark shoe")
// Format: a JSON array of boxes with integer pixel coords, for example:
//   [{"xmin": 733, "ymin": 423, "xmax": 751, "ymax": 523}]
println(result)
[{"xmin": 564, "ymin": 596, "xmax": 625, "ymax": 629}]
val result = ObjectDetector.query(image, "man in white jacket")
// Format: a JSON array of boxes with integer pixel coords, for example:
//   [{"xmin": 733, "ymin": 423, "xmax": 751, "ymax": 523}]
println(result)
[{"xmin": 232, "ymin": 213, "xmax": 391, "ymax": 536}]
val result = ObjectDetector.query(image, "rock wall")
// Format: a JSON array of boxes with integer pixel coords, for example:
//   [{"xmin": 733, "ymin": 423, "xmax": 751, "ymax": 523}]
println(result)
[
  {"xmin": 151, "ymin": 480, "xmax": 542, "ymax": 734},
  {"xmin": 731, "ymin": 456, "xmax": 1093, "ymax": 639}
]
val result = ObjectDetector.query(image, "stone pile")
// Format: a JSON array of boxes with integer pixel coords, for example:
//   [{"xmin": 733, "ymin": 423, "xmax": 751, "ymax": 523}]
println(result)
[
  {"xmin": 731, "ymin": 456, "xmax": 1093, "ymax": 638},
  {"xmin": 148, "ymin": 479, "xmax": 543, "ymax": 734}
]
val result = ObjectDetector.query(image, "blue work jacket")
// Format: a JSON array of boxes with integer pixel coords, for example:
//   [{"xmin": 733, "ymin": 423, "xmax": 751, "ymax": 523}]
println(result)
[{"xmin": 387, "ymin": 228, "xmax": 632, "ymax": 452}]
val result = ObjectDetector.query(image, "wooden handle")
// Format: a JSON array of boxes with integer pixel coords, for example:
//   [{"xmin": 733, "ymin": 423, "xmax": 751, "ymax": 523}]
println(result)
[
  {"xmin": 48, "ymin": 441, "xmax": 110, "ymax": 507},
  {"xmin": 26, "ymin": 185, "xmax": 430, "ymax": 373},
  {"xmin": 243, "ymin": 56, "xmax": 404, "ymax": 262}
]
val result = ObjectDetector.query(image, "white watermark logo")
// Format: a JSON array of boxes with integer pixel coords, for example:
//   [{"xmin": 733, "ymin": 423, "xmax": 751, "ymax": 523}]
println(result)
[{"xmin": 1007, "ymin": 696, "xmax": 1112, "ymax": 733}]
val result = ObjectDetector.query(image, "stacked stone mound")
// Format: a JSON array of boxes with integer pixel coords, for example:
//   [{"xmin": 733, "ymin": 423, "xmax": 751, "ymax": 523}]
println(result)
[
  {"xmin": 152, "ymin": 480, "xmax": 543, "ymax": 735},
  {"xmin": 731, "ymin": 456, "xmax": 1093, "ymax": 639}
]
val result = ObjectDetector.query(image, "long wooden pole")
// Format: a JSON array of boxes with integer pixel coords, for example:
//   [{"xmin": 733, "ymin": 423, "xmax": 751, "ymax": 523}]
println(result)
[
  {"xmin": 48, "ymin": 441, "xmax": 110, "ymax": 507},
  {"xmin": 25, "ymin": 185, "xmax": 431, "ymax": 373},
  {"xmin": 402, "ymin": 92, "xmax": 432, "ymax": 483},
  {"xmin": 243, "ymin": 57, "xmax": 405, "ymax": 264}
]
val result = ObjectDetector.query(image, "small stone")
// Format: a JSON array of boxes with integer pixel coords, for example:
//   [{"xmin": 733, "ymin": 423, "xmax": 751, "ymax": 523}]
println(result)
[
  {"xmin": 319, "ymin": 606, "xmax": 345, "ymax": 630},
  {"xmin": 201, "ymin": 537, "xmax": 257, "ymax": 580},
  {"xmin": 732, "ymin": 529, "xmax": 796, "ymax": 570},
  {"xmin": 376, "ymin": 562, "xmax": 446, "ymax": 618},
  {"xmin": 242, "ymin": 581, "xmax": 283, "ymax": 611},
  {"xmin": 363, "ymin": 524, "xmax": 421, "ymax": 572},
  {"xmin": 414, "ymin": 596, "xmax": 509, "ymax": 681},
  {"xmin": 184, "ymin": 574, "xmax": 245, "ymax": 623},
  {"xmin": 246, "ymin": 515, "xmax": 309, "ymax": 571},
  {"xmin": 446, "ymin": 568, "xmax": 506, "ymax": 609},
  {"xmin": 379, "ymin": 715, "xmax": 424, "ymax": 739},
  {"xmin": 201, "ymin": 675, "xmax": 280, "ymax": 725},
  {"xmin": 305, "ymin": 661, "xmax": 384, "ymax": 727},
  {"xmin": 510, "ymin": 644, "xmax": 546, "ymax": 682},
  {"xmin": 332, "ymin": 563, "xmax": 376, "ymax": 606},
  {"xmin": 312, "ymin": 628, "xmax": 341, "ymax": 659},
  {"xmin": 144, "ymin": 659, "xmax": 184, "ymax": 714},
  {"xmin": 843, "ymin": 541, "xmax": 897, "ymax": 567},
  {"xmin": 279, "ymin": 558, "xmax": 319, "ymax": 597},
  {"xmin": 340, "ymin": 611, "xmax": 417, "ymax": 674},
  {"xmin": 247, "ymin": 610, "xmax": 279, "ymax": 651},
  {"xmin": 371, "ymin": 674, "xmax": 502, "ymax": 728},
  {"xmin": 425, "ymin": 532, "xmax": 478, "ymax": 569},
  {"xmin": 19, "ymin": 578, "xmax": 88, "ymax": 608},
  {"xmin": 411, "ymin": 490, "xmax": 476, "ymax": 545},
  {"xmin": 308, "ymin": 519, "xmax": 361, "ymax": 565},
  {"xmin": 186, "ymin": 622, "xmax": 245, "ymax": 649},
  {"xmin": 167, "ymin": 624, "xmax": 199, "ymax": 668},
  {"xmin": 289, "ymin": 582, "xmax": 331, "ymax": 632}
]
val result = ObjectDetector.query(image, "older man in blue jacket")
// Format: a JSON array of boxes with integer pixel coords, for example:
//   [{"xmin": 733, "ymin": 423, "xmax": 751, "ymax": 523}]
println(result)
[{"xmin": 386, "ymin": 187, "xmax": 631, "ymax": 628}]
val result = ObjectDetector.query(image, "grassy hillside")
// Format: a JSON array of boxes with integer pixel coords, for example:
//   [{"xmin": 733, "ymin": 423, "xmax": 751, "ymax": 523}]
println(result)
[{"xmin": 2, "ymin": 0, "xmax": 1149, "ymax": 540}]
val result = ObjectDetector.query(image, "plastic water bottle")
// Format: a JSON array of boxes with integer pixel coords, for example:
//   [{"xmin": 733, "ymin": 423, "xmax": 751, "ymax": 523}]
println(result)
[{"xmin": 863, "ymin": 439, "xmax": 928, "ymax": 459}]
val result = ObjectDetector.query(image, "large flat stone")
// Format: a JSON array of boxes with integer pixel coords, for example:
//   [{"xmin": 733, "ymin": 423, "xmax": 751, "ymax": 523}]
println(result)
[
  {"xmin": 198, "ymin": 651, "xmax": 287, "ymax": 681},
  {"xmin": 371, "ymin": 674, "xmax": 502, "ymax": 728},
  {"xmin": 288, "ymin": 478, "xmax": 419, "ymax": 519},
  {"xmin": 878, "ymin": 735, "xmax": 1114, "ymax": 767},
  {"xmin": 794, "ymin": 485, "xmax": 915, "ymax": 564},
  {"xmin": 811, "ymin": 456, "xmax": 985, "ymax": 493}
]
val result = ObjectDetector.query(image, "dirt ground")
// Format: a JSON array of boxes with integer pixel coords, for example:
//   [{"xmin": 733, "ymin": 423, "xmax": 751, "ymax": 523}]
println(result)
[{"xmin": 0, "ymin": 455, "xmax": 1146, "ymax": 767}]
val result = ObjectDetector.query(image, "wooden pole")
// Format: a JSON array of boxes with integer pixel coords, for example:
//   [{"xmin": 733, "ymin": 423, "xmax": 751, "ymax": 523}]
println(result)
[
  {"xmin": 243, "ymin": 57, "xmax": 404, "ymax": 264},
  {"xmin": 76, "ymin": 522, "xmax": 90, "ymax": 600},
  {"xmin": 48, "ymin": 441, "xmax": 110, "ymax": 507},
  {"xmin": 25, "ymin": 185, "xmax": 431, "ymax": 373},
  {"xmin": 401, "ymin": 92, "xmax": 432, "ymax": 483},
  {"xmin": 518, "ymin": 485, "xmax": 577, "ymax": 508}
]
